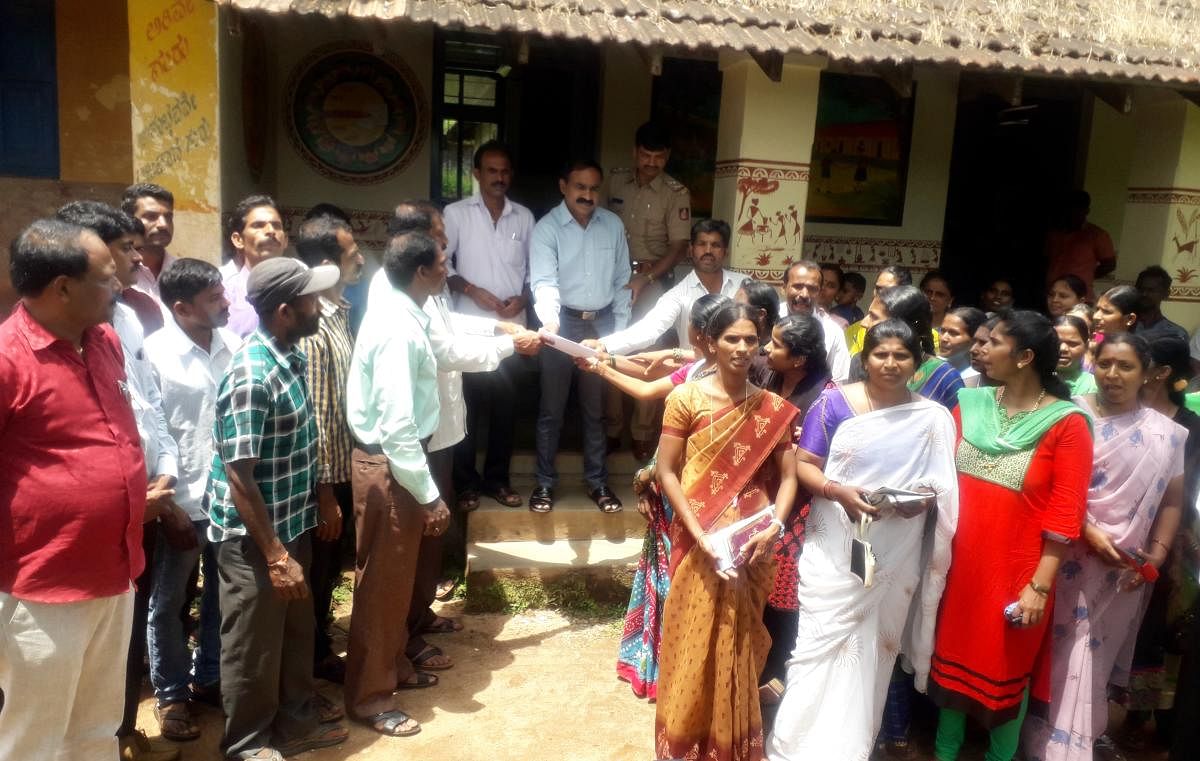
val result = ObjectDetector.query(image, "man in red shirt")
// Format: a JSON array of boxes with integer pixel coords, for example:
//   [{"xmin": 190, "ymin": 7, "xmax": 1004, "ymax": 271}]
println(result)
[
  {"xmin": 0, "ymin": 219, "xmax": 148, "ymax": 759},
  {"xmin": 1044, "ymin": 190, "xmax": 1117, "ymax": 299}
]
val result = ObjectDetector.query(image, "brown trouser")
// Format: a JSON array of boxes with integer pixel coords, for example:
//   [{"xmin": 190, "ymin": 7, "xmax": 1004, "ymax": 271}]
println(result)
[{"xmin": 344, "ymin": 448, "xmax": 426, "ymax": 719}]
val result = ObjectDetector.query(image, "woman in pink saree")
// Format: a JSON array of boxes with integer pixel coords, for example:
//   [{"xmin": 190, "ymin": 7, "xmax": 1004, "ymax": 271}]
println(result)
[{"xmin": 1024, "ymin": 334, "xmax": 1186, "ymax": 761}]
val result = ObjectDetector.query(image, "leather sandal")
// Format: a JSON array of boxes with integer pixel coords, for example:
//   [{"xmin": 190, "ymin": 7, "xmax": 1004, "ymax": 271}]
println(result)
[
  {"xmin": 484, "ymin": 484, "xmax": 524, "ymax": 507},
  {"xmin": 588, "ymin": 485, "xmax": 623, "ymax": 514},
  {"xmin": 155, "ymin": 700, "xmax": 200, "ymax": 742},
  {"xmin": 274, "ymin": 724, "xmax": 348, "ymax": 757},
  {"xmin": 529, "ymin": 486, "xmax": 554, "ymax": 513}
]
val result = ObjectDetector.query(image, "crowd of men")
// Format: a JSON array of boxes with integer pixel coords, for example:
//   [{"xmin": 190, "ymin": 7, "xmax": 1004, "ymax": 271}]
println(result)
[
  {"xmin": 0, "ymin": 121, "xmax": 800, "ymax": 760},
  {"xmin": 3, "ymin": 113, "xmax": 1189, "ymax": 761}
]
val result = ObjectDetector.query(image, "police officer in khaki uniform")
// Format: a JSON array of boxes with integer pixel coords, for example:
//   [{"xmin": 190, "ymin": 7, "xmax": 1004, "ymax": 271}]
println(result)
[{"xmin": 602, "ymin": 122, "xmax": 692, "ymax": 461}]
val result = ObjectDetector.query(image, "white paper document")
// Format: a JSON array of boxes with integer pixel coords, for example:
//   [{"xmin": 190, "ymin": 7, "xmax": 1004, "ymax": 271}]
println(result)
[{"xmin": 538, "ymin": 329, "xmax": 600, "ymax": 359}]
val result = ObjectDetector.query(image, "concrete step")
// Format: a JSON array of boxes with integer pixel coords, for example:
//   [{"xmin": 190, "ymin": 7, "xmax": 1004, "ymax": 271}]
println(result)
[
  {"xmin": 497, "ymin": 450, "xmax": 644, "ymax": 478},
  {"xmin": 467, "ymin": 477, "xmax": 646, "ymax": 543},
  {"xmin": 464, "ymin": 475, "xmax": 646, "ymax": 594}
]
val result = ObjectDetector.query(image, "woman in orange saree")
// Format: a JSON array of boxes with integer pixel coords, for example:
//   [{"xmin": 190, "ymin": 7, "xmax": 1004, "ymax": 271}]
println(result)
[{"xmin": 653, "ymin": 303, "xmax": 799, "ymax": 761}]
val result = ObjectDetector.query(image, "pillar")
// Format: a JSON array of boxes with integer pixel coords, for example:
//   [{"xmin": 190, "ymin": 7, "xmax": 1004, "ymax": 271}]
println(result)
[
  {"xmin": 127, "ymin": 0, "xmax": 223, "ymax": 263},
  {"xmin": 1121, "ymin": 90, "xmax": 1200, "ymax": 331},
  {"xmin": 713, "ymin": 53, "xmax": 824, "ymax": 280}
]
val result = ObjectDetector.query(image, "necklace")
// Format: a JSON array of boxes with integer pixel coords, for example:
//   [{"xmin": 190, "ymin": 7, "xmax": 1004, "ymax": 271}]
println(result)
[{"xmin": 995, "ymin": 386, "xmax": 1045, "ymax": 415}]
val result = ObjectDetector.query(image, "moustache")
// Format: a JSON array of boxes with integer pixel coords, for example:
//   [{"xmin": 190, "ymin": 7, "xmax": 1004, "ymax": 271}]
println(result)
[{"xmin": 574, "ymin": 198, "xmax": 594, "ymax": 206}]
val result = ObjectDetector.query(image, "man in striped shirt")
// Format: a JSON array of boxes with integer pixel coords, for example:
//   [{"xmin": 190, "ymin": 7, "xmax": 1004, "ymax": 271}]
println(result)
[
  {"xmin": 294, "ymin": 211, "xmax": 364, "ymax": 683},
  {"xmin": 206, "ymin": 257, "xmax": 348, "ymax": 760}
]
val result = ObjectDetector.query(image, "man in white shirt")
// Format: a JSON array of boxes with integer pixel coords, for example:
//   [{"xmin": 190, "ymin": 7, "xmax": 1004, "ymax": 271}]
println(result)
[
  {"xmin": 144, "ymin": 258, "xmax": 238, "ymax": 744},
  {"xmin": 443, "ymin": 142, "xmax": 538, "ymax": 509},
  {"xmin": 587, "ymin": 219, "xmax": 741, "ymax": 458},
  {"xmin": 122, "ymin": 183, "xmax": 178, "ymax": 303},
  {"xmin": 779, "ymin": 260, "xmax": 852, "ymax": 381},
  {"xmin": 593, "ymin": 219, "xmax": 741, "ymax": 355}
]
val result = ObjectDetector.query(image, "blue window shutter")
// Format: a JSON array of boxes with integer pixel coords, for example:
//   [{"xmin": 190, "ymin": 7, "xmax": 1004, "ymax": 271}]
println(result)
[{"xmin": 0, "ymin": 0, "xmax": 59, "ymax": 178}]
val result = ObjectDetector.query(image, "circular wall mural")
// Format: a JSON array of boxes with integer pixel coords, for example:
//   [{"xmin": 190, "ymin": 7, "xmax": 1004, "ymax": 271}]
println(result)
[{"xmin": 285, "ymin": 42, "xmax": 427, "ymax": 184}]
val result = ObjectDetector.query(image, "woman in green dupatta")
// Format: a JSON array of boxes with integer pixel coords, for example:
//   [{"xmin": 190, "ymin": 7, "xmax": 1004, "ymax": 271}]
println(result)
[
  {"xmin": 929, "ymin": 310, "xmax": 1093, "ymax": 761},
  {"xmin": 1054, "ymin": 314, "xmax": 1098, "ymax": 396}
]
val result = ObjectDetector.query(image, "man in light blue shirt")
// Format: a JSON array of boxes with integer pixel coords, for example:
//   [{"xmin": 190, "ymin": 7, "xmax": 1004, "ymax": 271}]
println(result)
[
  {"xmin": 344, "ymin": 231, "xmax": 451, "ymax": 737},
  {"xmin": 529, "ymin": 159, "xmax": 632, "ymax": 513}
]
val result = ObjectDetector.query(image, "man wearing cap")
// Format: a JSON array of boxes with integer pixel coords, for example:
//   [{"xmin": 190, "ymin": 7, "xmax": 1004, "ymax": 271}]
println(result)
[{"xmin": 206, "ymin": 257, "xmax": 348, "ymax": 760}]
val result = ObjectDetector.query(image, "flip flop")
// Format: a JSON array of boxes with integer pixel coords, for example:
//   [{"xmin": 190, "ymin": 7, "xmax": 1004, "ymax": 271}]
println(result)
[
  {"xmin": 358, "ymin": 709, "xmax": 420, "ymax": 737},
  {"xmin": 412, "ymin": 644, "xmax": 454, "ymax": 671},
  {"xmin": 396, "ymin": 670, "xmax": 440, "ymax": 690},
  {"xmin": 421, "ymin": 615, "xmax": 463, "ymax": 634}
]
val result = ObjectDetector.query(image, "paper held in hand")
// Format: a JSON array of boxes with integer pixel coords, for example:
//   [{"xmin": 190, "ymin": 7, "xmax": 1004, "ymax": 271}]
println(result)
[
  {"xmin": 708, "ymin": 506, "xmax": 775, "ymax": 572},
  {"xmin": 538, "ymin": 329, "xmax": 599, "ymax": 359}
]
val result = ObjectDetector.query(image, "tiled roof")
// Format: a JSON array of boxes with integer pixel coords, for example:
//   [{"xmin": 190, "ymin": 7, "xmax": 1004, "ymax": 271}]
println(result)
[{"xmin": 221, "ymin": 0, "xmax": 1200, "ymax": 85}]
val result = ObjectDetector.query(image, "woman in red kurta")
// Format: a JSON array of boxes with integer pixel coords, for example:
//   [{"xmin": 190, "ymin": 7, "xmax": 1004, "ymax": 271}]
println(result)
[{"xmin": 929, "ymin": 311, "xmax": 1093, "ymax": 761}]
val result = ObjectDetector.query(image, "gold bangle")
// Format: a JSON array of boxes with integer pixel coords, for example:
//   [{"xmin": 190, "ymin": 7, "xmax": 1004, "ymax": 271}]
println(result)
[
  {"xmin": 672, "ymin": 348, "xmax": 683, "ymax": 362},
  {"xmin": 267, "ymin": 550, "xmax": 290, "ymax": 570},
  {"xmin": 1028, "ymin": 579, "xmax": 1050, "ymax": 596},
  {"xmin": 1151, "ymin": 538, "xmax": 1171, "ymax": 553}
]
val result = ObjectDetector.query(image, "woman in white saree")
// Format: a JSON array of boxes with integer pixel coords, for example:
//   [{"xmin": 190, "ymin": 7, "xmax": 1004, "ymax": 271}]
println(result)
[{"xmin": 767, "ymin": 320, "xmax": 960, "ymax": 761}]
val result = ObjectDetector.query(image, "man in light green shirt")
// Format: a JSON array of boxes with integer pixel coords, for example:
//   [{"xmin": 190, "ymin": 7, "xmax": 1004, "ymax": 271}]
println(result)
[{"xmin": 343, "ymin": 231, "xmax": 451, "ymax": 737}]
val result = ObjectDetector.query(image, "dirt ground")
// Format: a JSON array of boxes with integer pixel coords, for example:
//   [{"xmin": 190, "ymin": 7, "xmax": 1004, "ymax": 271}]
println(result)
[
  {"xmin": 137, "ymin": 598, "xmax": 1173, "ymax": 761},
  {"xmin": 135, "ymin": 599, "xmax": 657, "ymax": 761}
]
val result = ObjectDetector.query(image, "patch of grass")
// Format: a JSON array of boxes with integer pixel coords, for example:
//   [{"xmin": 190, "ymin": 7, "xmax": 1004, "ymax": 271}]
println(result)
[
  {"xmin": 464, "ymin": 577, "xmax": 549, "ymax": 614},
  {"xmin": 331, "ymin": 575, "xmax": 354, "ymax": 608},
  {"xmin": 463, "ymin": 574, "xmax": 627, "ymax": 622}
]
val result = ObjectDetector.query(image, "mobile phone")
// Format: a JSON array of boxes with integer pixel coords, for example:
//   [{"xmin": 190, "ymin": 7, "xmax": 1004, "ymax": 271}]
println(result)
[{"xmin": 1114, "ymin": 546, "xmax": 1160, "ymax": 582}]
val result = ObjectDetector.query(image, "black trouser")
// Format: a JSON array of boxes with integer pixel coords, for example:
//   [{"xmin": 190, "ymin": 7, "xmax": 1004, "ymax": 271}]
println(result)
[
  {"xmin": 407, "ymin": 448, "xmax": 453, "ymax": 657},
  {"xmin": 453, "ymin": 353, "xmax": 525, "ymax": 493},
  {"xmin": 308, "ymin": 482, "xmax": 354, "ymax": 664},
  {"xmin": 761, "ymin": 605, "xmax": 798, "ymax": 686},
  {"xmin": 1170, "ymin": 598, "xmax": 1200, "ymax": 760},
  {"xmin": 118, "ymin": 522, "xmax": 157, "ymax": 737},
  {"xmin": 217, "ymin": 534, "xmax": 317, "ymax": 756}
]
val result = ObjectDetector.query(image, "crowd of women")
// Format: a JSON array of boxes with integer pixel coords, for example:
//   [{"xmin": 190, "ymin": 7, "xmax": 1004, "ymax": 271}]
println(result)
[{"xmin": 582, "ymin": 271, "xmax": 1200, "ymax": 761}]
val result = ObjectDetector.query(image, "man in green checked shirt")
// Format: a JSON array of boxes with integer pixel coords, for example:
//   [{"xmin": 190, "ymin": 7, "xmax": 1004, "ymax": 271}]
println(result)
[{"xmin": 205, "ymin": 257, "xmax": 348, "ymax": 761}]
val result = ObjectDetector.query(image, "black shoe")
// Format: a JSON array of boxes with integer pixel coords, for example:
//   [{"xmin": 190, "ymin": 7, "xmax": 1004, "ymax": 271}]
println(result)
[
  {"xmin": 606, "ymin": 437, "xmax": 622, "ymax": 455},
  {"xmin": 529, "ymin": 486, "xmax": 554, "ymax": 513}
]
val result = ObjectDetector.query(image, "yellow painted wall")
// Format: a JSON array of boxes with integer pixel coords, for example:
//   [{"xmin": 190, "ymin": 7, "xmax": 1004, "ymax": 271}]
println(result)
[
  {"xmin": 806, "ymin": 65, "xmax": 958, "ymax": 247},
  {"xmin": 1080, "ymin": 94, "xmax": 1135, "ymax": 268},
  {"xmin": 55, "ymin": 0, "xmax": 133, "ymax": 184},
  {"xmin": 1117, "ymin": 90, "xmax": 1200, "ymax": 330},
  {"xmin": 597, "ymin": 46, "xmax": 652, "ymax": 173},
  {"xmin": 128, "ymin": 0, "xmax": 223, "ymax": 262}
]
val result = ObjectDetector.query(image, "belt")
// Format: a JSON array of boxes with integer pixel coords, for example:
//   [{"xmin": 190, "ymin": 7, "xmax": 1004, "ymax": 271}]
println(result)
[
  {"xmin": 355, "ymin": 436, "xmax": 431, "ymax": 457},
  {"xmin": 562, "ymin": 304, "xmax": 612, "ymax": 321}
]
